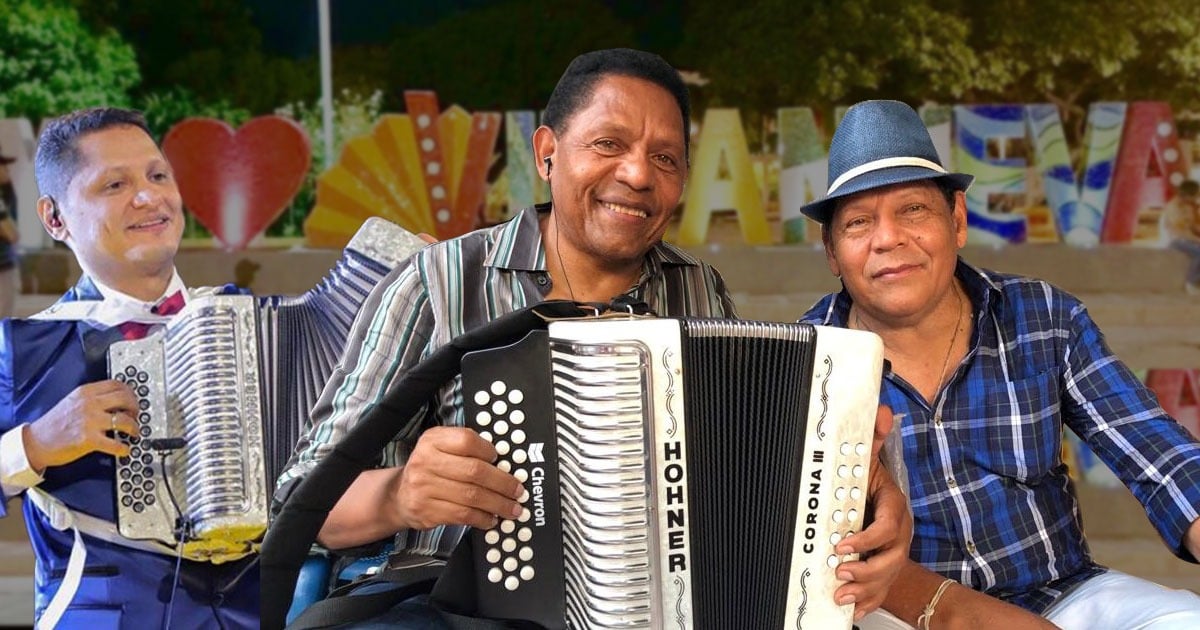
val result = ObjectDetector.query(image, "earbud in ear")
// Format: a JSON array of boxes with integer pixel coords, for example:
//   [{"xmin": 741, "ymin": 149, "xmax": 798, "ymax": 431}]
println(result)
[{"xmin": 543, "ymin": 156, "xmax": 552, "ymax": 177}]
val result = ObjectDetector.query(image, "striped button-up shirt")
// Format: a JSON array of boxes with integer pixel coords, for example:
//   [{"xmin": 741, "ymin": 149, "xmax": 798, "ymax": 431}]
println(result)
[
  {"xmin": 801, "ymin": 259, "xmax": 1200, "ymax": 613},
  {"xmin": 277, "ymin": 204, "xmax": 737, "ymax": 558}
]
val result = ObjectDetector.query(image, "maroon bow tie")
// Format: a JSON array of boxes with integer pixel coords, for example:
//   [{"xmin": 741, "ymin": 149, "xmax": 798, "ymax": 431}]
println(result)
[
  {"xmin": 119, "ymin": 291, "xmax": 185, "ymax": 340},
  {"xmin": 152, "ymin": 290, "xmax": 185, "ymax": 316}
]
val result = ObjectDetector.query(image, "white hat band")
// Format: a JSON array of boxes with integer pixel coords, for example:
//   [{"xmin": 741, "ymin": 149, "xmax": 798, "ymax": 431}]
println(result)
[{"xmin": 826, "ymin": 156, "xmax": 947, "ymax": 196}]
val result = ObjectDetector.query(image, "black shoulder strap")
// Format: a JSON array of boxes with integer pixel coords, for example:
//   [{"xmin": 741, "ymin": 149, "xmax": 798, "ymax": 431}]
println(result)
[{"xmin": 262, "ymin": 301, "xmax": 586, "ymax": 629}]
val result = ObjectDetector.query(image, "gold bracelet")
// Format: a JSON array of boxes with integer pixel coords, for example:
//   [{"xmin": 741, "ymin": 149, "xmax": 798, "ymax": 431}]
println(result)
[{"xmin": 916, "ymin": 578, "xmax": 956, "ymax": 630}]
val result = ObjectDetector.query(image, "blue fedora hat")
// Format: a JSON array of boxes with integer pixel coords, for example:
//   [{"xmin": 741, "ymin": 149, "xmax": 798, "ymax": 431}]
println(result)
[{"xmin": 800, "ymin": 100, "xmax": 973, "ymax": 224}]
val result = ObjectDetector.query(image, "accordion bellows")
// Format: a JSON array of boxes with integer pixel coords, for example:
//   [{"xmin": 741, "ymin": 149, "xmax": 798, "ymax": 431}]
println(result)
[
  {"xmin": 460, "ymin": 317, "xmax": 885, "ymax": 629},
  {"xmin": 107, "ymin": 218, "xmax": 427, "ymax": 561}
]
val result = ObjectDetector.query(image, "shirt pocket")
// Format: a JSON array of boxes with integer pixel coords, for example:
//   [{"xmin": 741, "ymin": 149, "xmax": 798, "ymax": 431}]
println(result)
[{"xmin": 974, "ymin": 370, "xmax": 1062, "ymax": 483}]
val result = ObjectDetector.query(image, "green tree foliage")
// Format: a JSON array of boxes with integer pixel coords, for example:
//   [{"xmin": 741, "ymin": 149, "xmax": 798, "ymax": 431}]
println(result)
[
  {"xmin": 381, "ymin": 0, "xmax": 638, "ymax": 112},
  {"xmin": 73, "ymin": 0, "xmax": 316, "ymax": 114},
  {"xmin": 957, "ymin": 0, "xmax": 1200, "ymax": 140},
  {"xmin": 0, "ymin": 0, "xmax": 139, "ymax": 120},
  {"xmin": 677, "ymin": 0, "xmax": 1200, "ymax": 146}
]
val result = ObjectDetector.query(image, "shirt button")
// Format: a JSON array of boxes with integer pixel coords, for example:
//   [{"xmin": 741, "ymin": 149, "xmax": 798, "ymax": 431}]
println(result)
[
  {"xmin": 946, "ymin": 477, "xmax": 957, "ymax": 488},
  {"xmin": 933, "ymin": 414, "xmax": 943, "ymax": 427},
  {"xmin": 535, "ymin": 274, "xmax": 549, "ymax": 286},
  {"xmin": 966, "ymin": 540, "xmax": 977, "ymax": 554}
]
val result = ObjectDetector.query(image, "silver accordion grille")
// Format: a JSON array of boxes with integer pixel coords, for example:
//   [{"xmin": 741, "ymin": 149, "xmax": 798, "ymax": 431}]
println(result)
[
  {"xmin": 552, "ymin": 342, "xmax": 655, "ymax": 627},
  {"xmin": 110, "ymin": 297, "xmax": 267, "ymax": 560}
]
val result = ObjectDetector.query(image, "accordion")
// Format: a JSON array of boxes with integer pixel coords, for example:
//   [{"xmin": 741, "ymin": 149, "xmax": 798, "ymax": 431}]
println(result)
[
  {"xmin": 106, "ymin": 218, "xmax": 426, "ymax": 560},
  {"xmin": 459, "ymin": 316, "xmax": 885, "ymax": 629}
]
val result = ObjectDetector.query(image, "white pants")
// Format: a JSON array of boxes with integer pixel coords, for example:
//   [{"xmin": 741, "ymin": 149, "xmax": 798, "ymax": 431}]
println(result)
[{"xmin": 857, "ymin": 570, "xmax": 1200, "ymax": 630}]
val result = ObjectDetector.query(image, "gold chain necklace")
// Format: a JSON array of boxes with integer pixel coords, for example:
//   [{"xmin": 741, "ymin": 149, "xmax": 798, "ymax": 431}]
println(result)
[{"xmin": 854, "ymin": 284, "xmax": 964, "ymax": 390}]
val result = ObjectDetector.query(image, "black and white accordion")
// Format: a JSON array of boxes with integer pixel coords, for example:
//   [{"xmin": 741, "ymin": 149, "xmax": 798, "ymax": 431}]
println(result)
[
  {"xmin": 106, "ymin": 218, "xmax": 426, "ymax": 560},
  {"xmin": 459, "ymin": 316, "xmax": 885, "ymax": 629}
]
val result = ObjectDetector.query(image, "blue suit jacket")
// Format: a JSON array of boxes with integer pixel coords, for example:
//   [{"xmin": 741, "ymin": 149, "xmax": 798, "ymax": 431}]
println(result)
[{"xmin": 0, "ymin": 278, "xmax": 259, "ymax": 629}]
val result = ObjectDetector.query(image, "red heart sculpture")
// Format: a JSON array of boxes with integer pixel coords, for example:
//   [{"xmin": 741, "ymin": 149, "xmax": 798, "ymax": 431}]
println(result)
[{"xmin": 162, "ymin": 116, "xmax": 311, "ymax": 251}]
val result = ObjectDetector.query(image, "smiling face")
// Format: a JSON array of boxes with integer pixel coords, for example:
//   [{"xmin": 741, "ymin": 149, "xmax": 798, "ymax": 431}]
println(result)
[
  {"xmin": 533, "ymin": 74, "xmax": 687, "ymax": 271},
  {"xmin": 825, "ymin": 179, "xmax": 967, "ymax": 326},
  {"xmin": 41, "ymin": 125, "xmax": 183, "ymax": 292}
]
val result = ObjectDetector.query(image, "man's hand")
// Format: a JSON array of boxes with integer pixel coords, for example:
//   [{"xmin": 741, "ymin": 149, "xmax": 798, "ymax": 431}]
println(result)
[
  {"xmin": 386, "ymin": 426, "xmax": 524, "ymax": 531},
  {"xmin": 833, "ymin": 406, "xmax": 912, "ymax": 619},
  {"xmin": 831, "ymin": 406, "xmax": 911, "ymax": 619},
  {"xmin": 23, "ymin": 380, "xmax": 140, "ymax": 472}
]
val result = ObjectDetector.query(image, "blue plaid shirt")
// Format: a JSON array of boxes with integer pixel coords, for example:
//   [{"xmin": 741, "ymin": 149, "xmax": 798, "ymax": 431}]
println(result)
[{"xmin": 800, "ymin": 259, "xmax": 1200, "ymax": 613}]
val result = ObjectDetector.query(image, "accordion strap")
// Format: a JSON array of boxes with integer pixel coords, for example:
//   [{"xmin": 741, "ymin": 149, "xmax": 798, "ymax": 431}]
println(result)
[{"xmin": 26, "ymin": 487, "xmax": 178, "ymax": 629}]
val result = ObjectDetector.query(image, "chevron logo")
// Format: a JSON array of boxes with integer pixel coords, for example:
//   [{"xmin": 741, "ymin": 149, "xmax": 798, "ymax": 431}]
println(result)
[{"xmin": 529, "ymin": 443, "xmax": 545, "ymax": 463}]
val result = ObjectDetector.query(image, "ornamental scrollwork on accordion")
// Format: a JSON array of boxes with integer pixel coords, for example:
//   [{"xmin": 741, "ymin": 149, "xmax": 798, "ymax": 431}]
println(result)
[
  {"xmin": 663, "ymin": 348, "xmax": 680, "ymax": 438},
  {"xmin": 817, "ymin": 356, "xmax": 833, "ymax": 441}
]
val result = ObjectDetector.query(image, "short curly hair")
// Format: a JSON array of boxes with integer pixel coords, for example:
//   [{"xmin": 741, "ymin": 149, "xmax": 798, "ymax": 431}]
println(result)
[{"xmin": 543, "ymin": 48, "xmax": 691, "ymax": 163}]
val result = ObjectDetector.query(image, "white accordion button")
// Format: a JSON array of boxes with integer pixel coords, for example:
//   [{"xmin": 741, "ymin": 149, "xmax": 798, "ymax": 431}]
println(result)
[
  {"xmin": 474, "ymin": 391, "xmax": 490, "ymax": 405},
  {"xmin": 497, "ymin": 460, "xmax": 511, "ymax": 473},
  {"xmin": 518, "ymin": 488, "xmax": 529, "ymax": 503},
  {"xmin": 512, "ymin": 449, "xmax": 527, "ymax": 464},
  {"xmin": 476, "ymin": 411, "xmax": 492, "ymax": 426},
  {"xmin": 490, "ymin": 380, "xmax": 507, "ymax": 395},
  {"xmin": 518, "ymin": 508, "xmax": 531, "ymax": 523},
  {"xmin": 480, "ymin": 431, "xmax": 493, "ymax": 443},
  {"xmin": 833, "ymin": 510, "xmax": 844, "ymax": 523},
  {"xmin": 488, "ymin": 568, "xmax": 503, "ymax": 583},
  {"xmin": 493, "ymin": 420, "xmax": 509, "ymax": 436},
  {"xmin": 840, "ymin": 442, "xmax": 851, "ymax": 456},
  {"xmin": 486, "ymin": 549, "xmax": 501, "ymax": 564},
  {"xmin": 510, "ymin": 410, "xmax": 526, "ymax": 425},
  {"xmin": 853, "ymin": 465, "xmax": 865, "ymax": 478},
  {"xmin": 827, "ymin": 555, "xmax": 839, "ymax": 569},
  {"xmin": 848, "ymin": 509, "xmax": 859, "ymax": 523},
  {"xmin": 850, "ymin": 487, "xmax": 863, "ymax": 501},
  {"xmin": 496, "ymin": 441, "xmax": 511, "ymax": 456},
  {"xmin": 502, "ymin": 538, "xmax": 517, "ymax": 553},
  {"xmin": 520, "ymin": 566, "xmax": 535, "ymax": 581},
  {"xmin": 501, "ymin": 519, "xmax": 515, "ymax": 534},
  {"xmin": 508, "ymin": 389, "xmax": 524, "ymax": 404},
  {"xmin": 834, "ymin": 487, "xmax": 847, "ymax": 501},
  {"xmin": 830, "ymin": 532, "xmax": 842, "ymax": 545},
  {"xmin": 517, "ymin": 527, "xmax": 532, "ymax": 542},
  {"xmin": 855, "ymin": 443, "xmax": 867, "ymax": 456},
  {"xmin": 492, "ymin": 400, "xmax": 508, "ymax": 415},
  {"xmin": 511, "ymin": 429, "xmax": 526, "ymax": 445},
  {"xmin": 838, "ymin": 465, "xmax": 849, "ymax": 478},
  {"xmin": 504, "ymin": 576, "xmax": 519, "ymax": 591},
  {"xmin": 503, "ymin": 557, "xmax": 518, "ymax": 572},
  {"xmin": 519, "ymin": 546, "xmax": 533, "ymax": 561},
  {"xmin": 515, "ymin": 469, "xmax": 529, "ymax": 483},
  {"xmin": 485, "ymin": 531, "xmax": 500, "ymax": 545}
]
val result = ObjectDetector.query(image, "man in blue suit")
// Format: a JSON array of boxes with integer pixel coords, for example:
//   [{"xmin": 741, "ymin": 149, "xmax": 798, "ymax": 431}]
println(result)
[{"xmin": 0, "ymin": 108, "xmax": 258, "ymax": 629}]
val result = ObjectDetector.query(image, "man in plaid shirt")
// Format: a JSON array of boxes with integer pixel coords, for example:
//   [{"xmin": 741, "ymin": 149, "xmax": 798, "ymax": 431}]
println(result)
[{"xmin": 798, "ymin": 100, "xmax": 1200, "ymax": 629}]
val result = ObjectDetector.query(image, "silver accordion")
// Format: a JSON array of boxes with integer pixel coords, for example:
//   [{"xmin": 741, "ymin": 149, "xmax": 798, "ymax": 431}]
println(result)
[
  {"xmin": 459, "ymin": 316, "xmax": 885, "ymax": 629},
  {"xmin": 106, "ymin": 218, "xmax": 426, "ymax": 561}
]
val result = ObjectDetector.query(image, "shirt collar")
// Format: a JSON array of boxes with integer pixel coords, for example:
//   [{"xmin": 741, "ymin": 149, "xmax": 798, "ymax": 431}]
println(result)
[{"xmin": 79, "ymin": 270, "xmax": 188, "ymax": 326}]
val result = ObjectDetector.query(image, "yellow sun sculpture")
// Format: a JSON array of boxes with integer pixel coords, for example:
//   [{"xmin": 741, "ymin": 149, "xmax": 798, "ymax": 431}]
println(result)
[{"xmin": 304, "ymin": 91, "xmax": 501, "ymax": 247}]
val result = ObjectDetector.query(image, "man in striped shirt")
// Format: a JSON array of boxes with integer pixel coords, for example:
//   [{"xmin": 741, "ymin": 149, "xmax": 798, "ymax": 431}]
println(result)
[
  {"xmin": 276, "ymin": 49, "xmax": 911, "ymax": 625},
  {"xmin": 798, "ymin": 100, "xmax": 1200, "ymax": 629}
]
